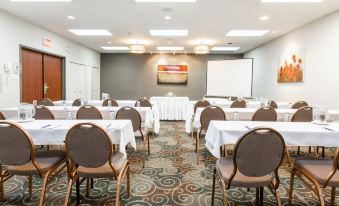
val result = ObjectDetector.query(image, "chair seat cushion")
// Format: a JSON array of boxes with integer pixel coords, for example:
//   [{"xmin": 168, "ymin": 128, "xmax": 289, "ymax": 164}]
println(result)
[
  {"xmin": 216, "ymin": 158, "xmax": 272, "ymax": 188},
  {"xmin": 295, "ymin": 159, "xmax": 339, "ymax": 187},
  {"xmin": 8, "ymin": 150, "xmax": 66, "ymax": 176},
  {"xmin": 77, "ymin": 151, "xmax": 127, "ymax": 178}
]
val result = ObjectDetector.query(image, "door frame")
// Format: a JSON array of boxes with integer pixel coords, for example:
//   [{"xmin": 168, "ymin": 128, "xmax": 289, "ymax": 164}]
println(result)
[{"xmin": 19, "ymin": 45, "xmax": 66, "ymax": 102}]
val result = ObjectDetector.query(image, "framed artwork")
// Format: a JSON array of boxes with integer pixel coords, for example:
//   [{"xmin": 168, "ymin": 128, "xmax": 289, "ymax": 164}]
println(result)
[
  {"xmin": 278, "ymin": 49, "xmax": 305, "ymax": 83},
  {"xmin": 157, "ymin": 65, "xmax": 188, "ymax": 85}
]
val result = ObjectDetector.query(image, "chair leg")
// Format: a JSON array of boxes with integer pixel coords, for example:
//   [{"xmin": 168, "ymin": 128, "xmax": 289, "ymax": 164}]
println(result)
[
  {"xmin": 314, "ymin": 182, "xmax": 325, "ymax": 206},
  {"xmin": 211, "ymin": 169, "xmax": 216, "ymax": 206},
  {"xmin": 127, "ymin": 165, "xmax": 131, "ymax": 198},
  {"xmin": 28, "ymin": 175, "xmax": 33, "ymax": 196},
  {"xmin": 76, "ymin": 179, "xmax": 80, "ymax": 205},
  {"xmin": 196, "ymin": 136, "xmax": 200, "ymax": 165},
  {"xmin": 86, "ymin": 178, "xmax": 90, "ymax": 197},
  {"xmin": 91, "ymin": 178, "xmax": 94, "ymax": 189},
  {"xmin": 39, "ymin": 170, "xmax": 53, "ymax": 206},
  {"xmin": 259, "ymin": 187, "xmax": 264, "ymax": 206},
  {"xmin": 297, "ymin": 146, "xmax": 300, "ymax": 155},
  {"xmin": 195, "ymin": 134, "xmax": 198, "ymax": 153},
  {"xmin": 147, "ymin": 135, "xmax": 150, "ymax": 156},
  {"xmin": 0, "ymin": 176, "xmax": 5, "ymax": 200},
  {"xmin": 64, "ymin": 179, "xmax": 74, "ymax": 206},
  {"xmin": 115, "ymin": 182, "xmax": 121, "ymax": 206},
  {"xmin": 256, "ymin": 188, "xmax": 260, "ymax": 206},
  {"xmin": 285, "ymin": 147, "xmax": 291, "ymax": 167},
  {"xmin": 142, "ymin": 139, "xmax": 146, "ymax": 168},
  {"xmin": 322, "ymin": 147, "xmax": 325, "ymax": 158},
  {"xmin": 331, "ymin": 187, "xmax": 336, "ymax": 206},
  {"xmin": 288, "ymin": 169, "xmax": 295, "ymax": 204}
]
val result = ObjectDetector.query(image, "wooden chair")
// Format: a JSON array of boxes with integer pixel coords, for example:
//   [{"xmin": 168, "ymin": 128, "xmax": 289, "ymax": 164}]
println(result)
[
  {"xmin": 34, "ymin": 105, "xmax": 55, "ymax": 120},
  {"xmin": 38, "ymin": 98, "xmax": 54, "ymax": 106},
  {"xmin": 102, "ymin": 98, "xmax": 119, "ymax": 107},
  {"xmin": 268, "ymin": 100, "xmax": 278, "ymax": 109},
  {"xmin": 64, "ymin": 123, "xmax": 130, "ymax": 206},
  {"xmin": 197, "ymin": 106, "xmax": 226, "ymax": 164},
  {"xmin": 116, "ymin": 107, "xmax": 149, "ymax": 168},
  {"xmin": 135, "ymin": 98, "xmax": 152, "ymax": 108},
  {"xmin": 252, "ymin": 106, "xmax": 277, "ymax": 121},
  {"xmin": 72, "ymin": 99, "xmax": 81, "ymax": 106},
  {"xmin": 230, "ymin": 100, "xmax": 246, "ymax": 108},
  {"xmin": 191, "ymin": 100, "xmax": 211, "ymax": 138},
  {"xmin": 211, "ymin": 127, "xmax": 285, "ymax": 206},
  {"xmin": 289, "ymin": 147, "xmax": 339, "ymax": 206},
  {"xmin": 291, "ymin": 101, "xmax": 308, "ymax": 109},
  {"xmin": 0, "ymin": 122, "xmax": 66, "ymax": 205},
  {"xmin": 76, "ymin": 105, "xmax": 102, "ymax": 120}
]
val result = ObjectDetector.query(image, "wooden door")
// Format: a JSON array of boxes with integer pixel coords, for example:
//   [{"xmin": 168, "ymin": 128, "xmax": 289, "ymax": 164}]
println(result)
[
  {"xmin": 43, "ymin": 54, "xmax": 62, "ymax": 101},
  {"xmin": 21, "ymin": 49, "xmax": 43, "ymax": 103}
]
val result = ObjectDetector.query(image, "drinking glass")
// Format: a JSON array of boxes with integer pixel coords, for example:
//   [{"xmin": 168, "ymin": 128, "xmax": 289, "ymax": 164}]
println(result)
[
  {"xmin": 233, "ymin": 111, "xmax": 239, "ymax": 121},
  {"xmin": 283, "ymin": 112, "xmax": 289, "ymax": 122},
  {"xmin": 109, "ymin": 111, "xmax": 115, "ymax": 120},
  {"xmin": 66, "ymin": 110, "xmax": 72, "ymax": 120}
]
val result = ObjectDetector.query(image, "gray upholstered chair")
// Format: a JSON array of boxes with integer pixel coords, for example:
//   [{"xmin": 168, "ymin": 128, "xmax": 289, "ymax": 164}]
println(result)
[
  {"xmin": 0, "ymin": 112, "xmax": 5, "ymax": 120},
  {"xmin": 268, "ymin": 100, "xmax": 278, "ymax": 109},
  {"xmin": 230, "ymin": 100, "xmax": 246, "ymax": 108},
  {"xmin": 0, "ymin": 122, "xmax": 66, "ymax": 205},
  {"xmin": 252, "ymin": 106, "xmax": 277, "ymax": 121},
  {"xmin": 34, "ymin": 105, "xmax": 55, "ymax": 120},
  {"xmin": 197, "ymin": 106, "xmax": 226, "ymax": 164},
  {"xmin": 291, "ymin": 101, "xmax": 308, "ymax": 109},
  {"xmin": 191, "ymin": 100, "xmax": 211, "ymax": 138},
  {"xmin": 211, "ymin": 127, "xmax": 285, "ymax": 206},
  {"xmin": 116, "ymin": 106, "xmax": 149, "ymax": 168},
  {"xmin": 38, "ymin": 98, "xmax": 54, "ymax": 106},
  {"xmin": 72, "ymin": 99, "xmax": 81, "ymax": 106},
  {"xmin": 135, "ymin": 98, "xmax": 152, "ymax": 108},
  {"xmin": 289, "ymin": 147, "xmax": 339, "ymax": 206},
  {"xmin": 102, "ymin": 98, "xmax": 119, "ymax": 107},
  {"xmin": 64, "ymin": 123, "xmax": 130, "ymax": 206},
  {"xmin": 76, "ymin": 105, "xmax": 102, "ymax": 120}
]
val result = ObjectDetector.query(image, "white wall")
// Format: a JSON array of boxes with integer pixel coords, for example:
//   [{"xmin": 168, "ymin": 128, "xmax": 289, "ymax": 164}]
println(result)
[
  {"xmin": 245, "ymin": 10, "xmax": 339, "ymax": 109},
  {"xmin": 0, "ymin": 10, "xmax": 100, "ymax": 108}
]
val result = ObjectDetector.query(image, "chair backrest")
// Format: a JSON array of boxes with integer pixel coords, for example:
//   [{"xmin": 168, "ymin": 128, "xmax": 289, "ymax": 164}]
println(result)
[
  {"xmin": 291, "ymin": 106, "xmax": 313, "ymax": 122},
  {"xmin": 135, "ymin": 99, "xmax": 152, "ymax": 108},
  {"xmin": 65, "ymin": 123, "xmax": 112, "ymax": 168},
  {"xmin": 200, "ymin": 106, "xmax": 226, "ymax": 131},
  {"xmin": 102, "ymin": 98, "xmax": 119, "ymax": 107},
  {"xmin": 0, "ymin": 112, "xmax": 5, "ymax": 120},
  {"xmin": 268, "ymin": 100, "xmax": 278, "ymax": 109},
  {"xmin": 233, "ymin": 127, "xmax": 285, "ymax": 177},
  {"xmin": 0, "ymin": 122, "xmax": 33, "ymax": 166},
  {"xmin": 291, "ymin": 101, "xmax": 308, "ymax": 109},
  {"xmin": 34, "ymin": 105, "xmax": 55, "ymax": 120},
  {"xmin": 72, "ymin": 99, "xmax": 81, "ymax": 106},
  {"xmin": 194, "ymin": 99, "xmax": 211, "ymax": 114},
  {"xmin": 230, "ymin": 100, "xmax": 246, "ymax": 108},
  {"xmin": 116, "ymin": 107, "xmax": 141, "ymax": 132},
  {"xmin": 38, "ymin": 98, "xmax": 54, "ymax": 106},
  {"xmin": 252, "ymin": 107, "xmax": 277, "ymax": 121},
  {"xmin": 76, "ymin": 105, "xmax": 102, "ymax": 120}
]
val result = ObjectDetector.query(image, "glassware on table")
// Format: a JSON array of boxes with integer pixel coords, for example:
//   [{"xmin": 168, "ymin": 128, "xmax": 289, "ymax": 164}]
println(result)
[
  {"xmin": 18, "ymin": 103, "xmax": 36, "ymax": 120},
  {"xmin": 233, "ymin": 111, "xmax": 239, "ymax": 121},
  {"xmin": 62, "ymin": 100, "xmax": 67, "ymax": 107},
  {"xmin": 312, "ymin": 105, "xmax": 320, "ymax": 121},
  {"xmin": 108, "ymin": 100, "xmax": 112, "ymax": 107},
  {"xmin": 283, "ymin": 112, "xmax": 290, "ymax": 122},
  {"xmin": 136, "ymin": 101, "xmax": 141, "ymax": 107},
  {"xmin": 109, "ymin": 110, "xmax": 115, "ymax": 120},
  {"xmin": 66, "ymin": 109, "xmax": 72, "ymax": 120}
]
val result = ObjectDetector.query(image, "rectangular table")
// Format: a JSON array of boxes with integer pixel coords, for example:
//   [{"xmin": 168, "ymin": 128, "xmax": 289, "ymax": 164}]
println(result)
[
  {"xmin": 0, "ymin": 120, "xmax": 136, "ymax": 155},
  {"xmin": 205, "ymin": 120, "xmax": 339, "ymax": 158},
  {"xmin": 150, "ymin": 96, "xmax": 189, "ymax": 120},
  {"xmin": 186, "ymin": 107, "xmax": 339, "ymax": 133},
  {"xmin": 3, "ymin": 105, "xmax": 160, "ymax": 134}
]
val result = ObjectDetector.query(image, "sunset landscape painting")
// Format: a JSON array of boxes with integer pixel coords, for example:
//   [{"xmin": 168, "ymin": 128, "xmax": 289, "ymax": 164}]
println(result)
[
  {"xmin": 157, "ymin": 65, "xmax": 188, "ymax": 85},
  {"xmin": 278, "ymin": 50, "xmax": 305, "ymax": 83}
]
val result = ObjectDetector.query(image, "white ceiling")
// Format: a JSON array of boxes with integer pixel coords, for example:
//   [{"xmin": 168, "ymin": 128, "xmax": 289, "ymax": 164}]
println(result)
[{"xmin": 1, "ymin": 0, "xmax": 339, "ymax": 54}]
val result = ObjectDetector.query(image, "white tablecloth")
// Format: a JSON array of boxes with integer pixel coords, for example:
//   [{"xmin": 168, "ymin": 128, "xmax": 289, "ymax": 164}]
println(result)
[
  {"xmin": 206, "ymin": 121, "xmax": 339, "ymax": 158},
  {"xmin": 150, "ymin": 96, "xmax": 189, "ymax": 120},
  {"xmin": 54, "ymin": 100, "xmax": 150, "ymax": 107},
  {"xmin": 2, "ymin": 106, "xmax": 160, "ymax": 133},
  {"xmin": 203, "ymin": 98, "xmax": 290, "ymax": 109},
  {"xmin": 1, "ymin": 120, "xmax": 136, "ymax": 155}
]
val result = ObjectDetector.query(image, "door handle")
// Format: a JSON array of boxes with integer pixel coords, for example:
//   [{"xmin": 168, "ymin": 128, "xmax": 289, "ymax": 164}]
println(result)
[{"xmin": 44, "ymin": 83, "xmax": 49, "ymax": 95}]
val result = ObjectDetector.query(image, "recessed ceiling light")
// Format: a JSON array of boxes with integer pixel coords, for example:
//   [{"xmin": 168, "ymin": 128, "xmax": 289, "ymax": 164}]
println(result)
[
  {"xmin": 135, "ymin": 0, "xmax": 196, "ymax": 2},
  {"xmin": 67, "ymin": 16, "xmax": 75, "ymax": 20},
  {"xmin": 11, "ymin": 0, "xmax": 71, "ymax": 1},
  {"xmin": 129, "ymin": 44, "xmax": 146, "ymax": 53},
  {"xmin": 226, "ymin": 30, "xmax": 269, "ymax": 37},
  {"xmin": 194, "ymin": 44, "xmax": 210, "ymax": 54},
  {"xmin": 150, "ymin": 30, "xmax": 188, "ymax": 36},
  {"xmin": 157, "ymin": 46, "xmax": 184, "ymax": 51},
  {"xmin": 260, "ymin": 15, "xmax": 270, "ymax": 21},
  {"xmin": 211, "ymin": 47, "xmax": 240, "ymax": 51},
  {"xmin": 69, "ymin": 29, "xmax": 112, "ymax": 36},
  {"xmin": 164, "ymin": 15, "xmax": 171, "ymax": 20},
  {"xmin": 101, "ymin": 46, "xmax": 129, "ymax": 51},
  {"xmin": 261, "ymin": 0, "xmax": 322, "ymax": 2}
]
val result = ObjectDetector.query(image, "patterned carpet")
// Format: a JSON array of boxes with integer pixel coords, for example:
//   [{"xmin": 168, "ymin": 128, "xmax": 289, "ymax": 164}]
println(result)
[{"xmin": 0, "ymin": 121, "xmax": 337, "ymax": 205}]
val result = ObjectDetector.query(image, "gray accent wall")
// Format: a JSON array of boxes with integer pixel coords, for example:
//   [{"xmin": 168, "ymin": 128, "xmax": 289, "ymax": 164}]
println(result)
[{"xmin": 101, "ymin": 53, "xmax": 243, "ymax": 100}]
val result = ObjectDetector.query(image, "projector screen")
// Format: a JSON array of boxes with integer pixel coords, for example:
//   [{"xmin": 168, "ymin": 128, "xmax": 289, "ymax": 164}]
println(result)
[{"xmin": 207, "ymin": 59, "xmax": 253, "ymax": 97}]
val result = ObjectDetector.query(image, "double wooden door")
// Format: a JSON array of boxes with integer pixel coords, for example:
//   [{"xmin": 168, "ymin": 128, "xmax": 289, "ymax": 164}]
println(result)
[{"xmin": 21, "ymin": 48, "xmax": 63, "ymax": 103}]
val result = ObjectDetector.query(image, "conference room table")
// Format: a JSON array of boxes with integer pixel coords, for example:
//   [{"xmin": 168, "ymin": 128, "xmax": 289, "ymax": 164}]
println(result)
[
  {"xmin": 2, "ymin": 106, "xmax": 160, "ymax": 133},
  {"xmin": 150, "ymin": 96, "xmax": 189, "ymax": 120},
  {"xmin": 0, "ymin": 119, "xmax": 136, "ymax": 155},
  {"xmin": 206, "ymin": 120, "xmax": 339, "ymax": 158}
]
